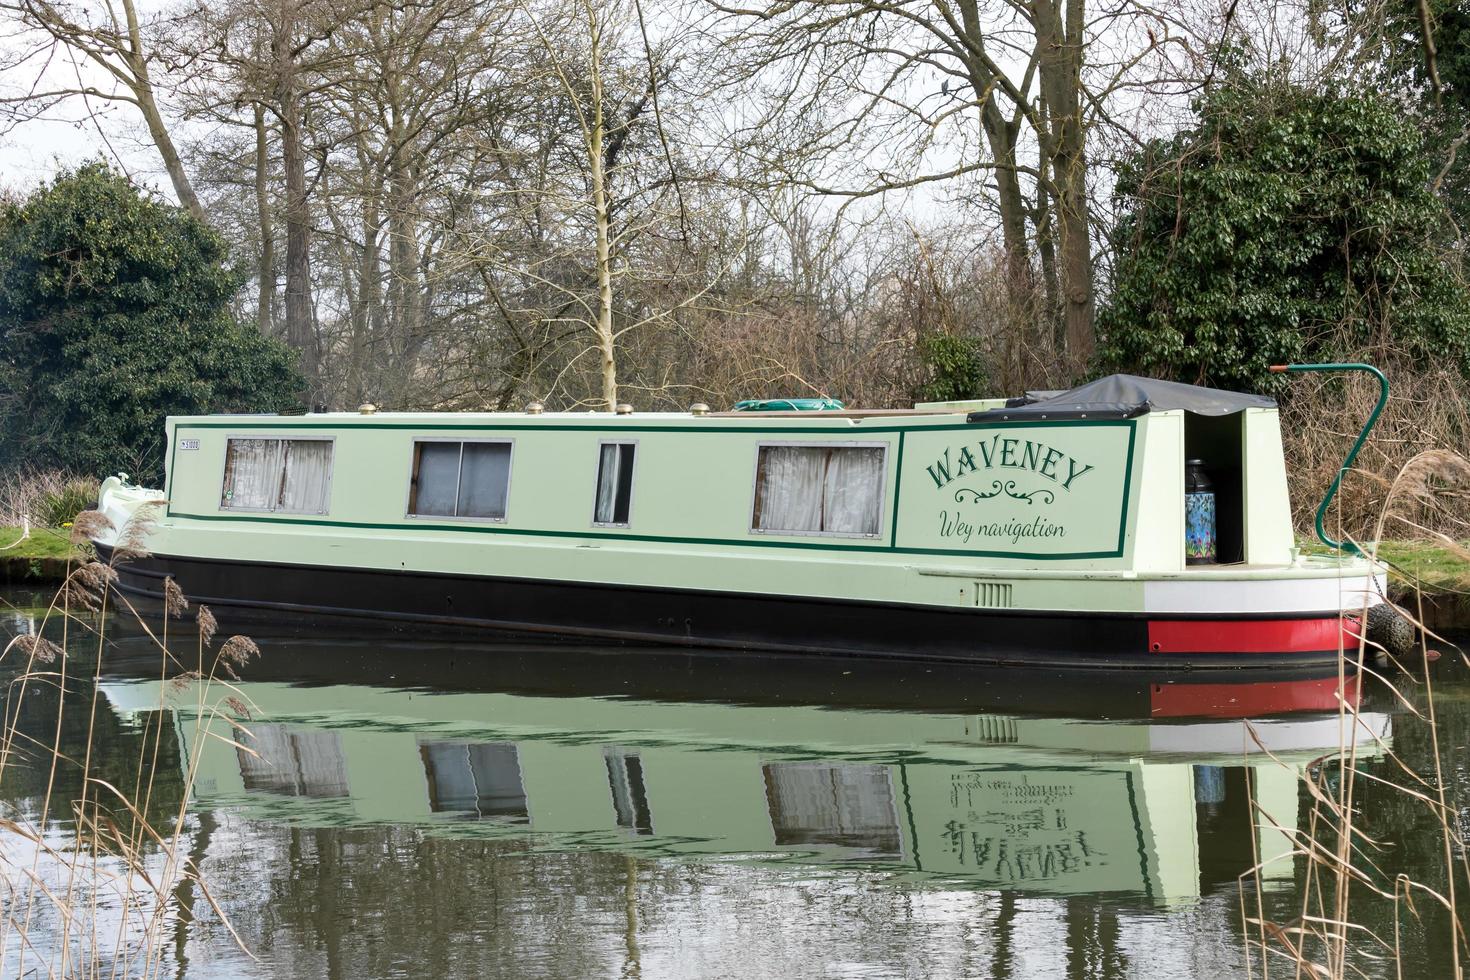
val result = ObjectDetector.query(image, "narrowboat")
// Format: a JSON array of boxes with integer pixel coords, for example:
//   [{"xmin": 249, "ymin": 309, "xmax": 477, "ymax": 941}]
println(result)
[{"xmin": 89, "ymin": 372, "xmax": 1390, "ymax": 667}]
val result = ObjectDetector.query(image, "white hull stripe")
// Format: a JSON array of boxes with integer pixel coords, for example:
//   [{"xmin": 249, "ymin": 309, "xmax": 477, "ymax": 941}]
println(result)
[{"xmin": 1143, "ymin": 574, "xmax": 1386, "ymax": 615}]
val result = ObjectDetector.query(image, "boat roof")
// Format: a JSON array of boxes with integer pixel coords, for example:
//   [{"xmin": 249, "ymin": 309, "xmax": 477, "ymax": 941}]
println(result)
[
  {"xmin": 969, "ymin": 374, "xmax": 1276, "ymax": 423},
  {"xmin": 169, "ymin": 376, "xmax": 1275, "ymax": 427},
  {"xmin": 165, "ymin": 408, "xmax": 974, "ymax": 428}
]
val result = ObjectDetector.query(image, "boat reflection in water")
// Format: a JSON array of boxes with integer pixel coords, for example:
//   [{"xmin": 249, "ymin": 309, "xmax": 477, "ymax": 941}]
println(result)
[{"xmin": 100, "ymin": 639, "xmax": 1387, "ymax": 904}]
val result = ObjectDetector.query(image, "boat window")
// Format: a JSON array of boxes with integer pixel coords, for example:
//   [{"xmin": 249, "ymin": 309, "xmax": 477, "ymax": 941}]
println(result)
[
  {"xmin": 408, "ymin": 440, "xmax": 512, "ymax": 520},
  {"xmin": 237, "ymin": 725, "xmax": 349, "ymax": 798},
  {"xmin": 593, "ymin": 442, "xmax": 636, "ymax": 526},
  {"xmin": 418, "ymin": 740, "xmax": 529, "ymax": 821},
  {"xmin": 763, "ymin": 762, "xmax": 901, "ymax": 856},
  {"xmin": 751, "ymin": 444, "xmax": 885, "ymax": 537},
  {"xmin": 220, "ymin": 437, "xmax": 334, "ymax": 514}
]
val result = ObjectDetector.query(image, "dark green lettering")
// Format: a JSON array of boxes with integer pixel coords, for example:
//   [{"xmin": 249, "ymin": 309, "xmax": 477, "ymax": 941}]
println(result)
[
  {"xmin": 1061, "ymin": 458, "xmax": 1095, "ymax": 491},
  {"xmin": 1021, "ymin": 441, "xmax": 1040, "ymax": 471},
  {"xmin": 927, "ymin": 449, "xmax": 953, "ymax": 489},
  {"xmin": 1039, "ymin": 447, "xmax": 1063, "ymax": 481},
  {"xmin": 977, "ymin": 435, "xmax": 999, "ymax": 468}
]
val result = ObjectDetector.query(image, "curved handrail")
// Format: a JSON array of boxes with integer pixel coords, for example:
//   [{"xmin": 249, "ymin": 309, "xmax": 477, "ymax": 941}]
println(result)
[{"xmin": 1268, "ymin": 362, "xmax": 1390, "ymax": 557}]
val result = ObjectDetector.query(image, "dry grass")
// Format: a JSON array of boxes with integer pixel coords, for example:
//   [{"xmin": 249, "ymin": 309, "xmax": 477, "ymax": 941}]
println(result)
[
  {"xmin": 0, "ymin": 470, "xmax": 102, "ymax": 529},
  {"xmin": 1241, "ymin": 450, "xmax": 1470, "ymax": 979},
  {"xmin": 0, "ymin": 504, "xmax": 257, "ymax": 977},
  {"xmin": 1281, "ymin": 369, "xmax": 1470, "ymax": 542}
]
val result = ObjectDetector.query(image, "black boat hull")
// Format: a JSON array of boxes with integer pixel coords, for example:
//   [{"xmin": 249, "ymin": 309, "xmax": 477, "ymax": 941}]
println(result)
[{"xmin": 95, "ymin": 545, "xmax": 1356, "ymax": 669}]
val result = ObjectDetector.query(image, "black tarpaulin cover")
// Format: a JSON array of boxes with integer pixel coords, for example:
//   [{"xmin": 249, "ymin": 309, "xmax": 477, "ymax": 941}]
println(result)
[{"xmin": 971, "ymin": 374, "xmax": 1275, "ymax": 422}]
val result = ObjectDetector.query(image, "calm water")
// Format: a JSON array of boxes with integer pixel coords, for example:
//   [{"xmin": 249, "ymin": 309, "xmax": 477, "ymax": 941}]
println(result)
[{"xmin": 2, "ymin": 587, "xmax": 1466, "ymax": 979}]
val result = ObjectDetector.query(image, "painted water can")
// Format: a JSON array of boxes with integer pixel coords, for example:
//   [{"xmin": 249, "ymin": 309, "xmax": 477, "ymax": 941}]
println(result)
[{"xmin": 1185, "ymin": 459, "xmax": 1216, "ymax": 565}]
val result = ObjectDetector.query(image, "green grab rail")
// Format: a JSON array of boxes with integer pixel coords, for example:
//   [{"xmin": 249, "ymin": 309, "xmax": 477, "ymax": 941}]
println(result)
[{"xmin": 1269, "ymin": 362, "xmax": 1389, "ymax": 557}]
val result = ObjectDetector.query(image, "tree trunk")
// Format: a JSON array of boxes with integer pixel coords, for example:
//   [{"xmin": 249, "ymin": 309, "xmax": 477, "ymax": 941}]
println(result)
[
  {"xmin": 121, "ymin": 0, "xmax": 204, "ymax": 221},
  {"xmin": 353, "ymin": 190, "xmax": 382, "ymax": 405},
  {"xmin": 386, "ymin": 80, "xmax": 424, "ymax": 386},
  {"xmin": 586, "ymin": 2, "xmax": 617, "ymax": 411},
  {"xmin": 956, "ymin": 0, "xmax": 1034, "ymax": 323},
  {"xmin": 1034, "ymin": 103, "xmax": 1063, "ymax": 348},
  {"xmin": 273, "ymin": 14, "xmax": 316, "ymax": 399},
  {"xmin": 253, "ymin": 103, "xmax": 275, "ymax": 334},
  {"xmin": 979, "ymin": 98, "xmax": 1035, "ymax": 318},
  {"xmin": 137, "ymin": 82, "xmax": 205, "ymax": 222},
  {"xmin": 1034, "ymin": 0, "xmax": 1095, "ymax": 362}
]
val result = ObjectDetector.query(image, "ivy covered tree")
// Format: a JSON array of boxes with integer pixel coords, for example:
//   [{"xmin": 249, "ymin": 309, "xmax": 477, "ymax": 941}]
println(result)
[
  {"xmin": 0, "ymin": 163, "xmax": 303, "ymax": 482},
  {"xmin": 1098, "ymin": 80, "xmax": 1470, "ymax": 391}
]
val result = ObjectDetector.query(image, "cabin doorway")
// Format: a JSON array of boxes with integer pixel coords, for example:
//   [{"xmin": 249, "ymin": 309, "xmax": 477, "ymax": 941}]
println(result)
[{"xmin": 1184, "ymin": 413, "xmax": 1245, "ymax": 564}]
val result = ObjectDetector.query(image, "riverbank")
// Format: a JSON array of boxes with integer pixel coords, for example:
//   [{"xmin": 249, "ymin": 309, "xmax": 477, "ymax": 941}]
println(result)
[
  {"xmin": 1370, "ymin": 540, "xmax": 1470, "ymax": 630},
  {"xmin": 0, "ymin": 526, "xmax": 84, "ymax": 584}
]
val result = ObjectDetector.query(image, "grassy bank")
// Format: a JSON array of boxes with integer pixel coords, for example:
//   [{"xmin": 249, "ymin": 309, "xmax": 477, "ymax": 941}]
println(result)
[
  {"xmin": 1300, "ymin": 538, "xmax": 1470, "ymax": 596},
  {"xmin": 1369, "ymin": 540, "xmax": 1470, "ymax": 596},
  {"xmin": 1300, "ymin": 537, "xmax": 1470, "ymax": 629},
  {"xmin": 0, "ymin": 525, "xmax": 83, "ymax": 560},
  {"xmin": 0, "ymin": 526, "xmax": 86, "ymax": 584}
]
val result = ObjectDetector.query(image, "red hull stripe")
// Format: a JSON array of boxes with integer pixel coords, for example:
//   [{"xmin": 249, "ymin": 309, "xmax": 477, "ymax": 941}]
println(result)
[
  {"xmin": 1150, "ymin": 674, "xmax": 1360, "ymax": 718},
  {"xmin": 1147, "ymin": 617, "xmax": 1349, "ymax": 654}
]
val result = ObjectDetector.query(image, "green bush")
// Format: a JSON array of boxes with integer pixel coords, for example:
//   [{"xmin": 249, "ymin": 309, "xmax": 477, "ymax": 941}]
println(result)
[
  {"xmin": 0, "ymin": 163, "xmax": 304, "ymax": 484},
  {"xmin": 915, "ymin": 333, "xmax": 989, "ymax": 402},
  {"xmin": 1098, "ymin": 79, "xmax": 1470, "ymax": 391}
]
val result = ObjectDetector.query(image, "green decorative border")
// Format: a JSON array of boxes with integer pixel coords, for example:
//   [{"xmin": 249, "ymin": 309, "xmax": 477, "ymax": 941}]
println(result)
[{"xmin": 165, "ymin": 418, "xmax": 1138, "ymax": 562}]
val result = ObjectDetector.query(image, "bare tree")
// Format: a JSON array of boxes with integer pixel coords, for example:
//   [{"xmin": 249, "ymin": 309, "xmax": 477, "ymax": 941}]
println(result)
[
  {"xmin": 705, "ymin": 0, "xmax": 1190, "ymax": 362},
  {"xmin": 0, "ymin": 0, "xmax": 203, "ymax": 218}
]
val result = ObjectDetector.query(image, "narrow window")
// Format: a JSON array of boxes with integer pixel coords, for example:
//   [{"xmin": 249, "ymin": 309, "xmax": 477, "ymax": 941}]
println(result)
[
  {"xmin": 593, "ymin": 442, "xmax": 636, "ymax": 526},
  {"xmin": 604, "ymin": 746, "xmax": 653, "ymax": 835},
  {"xmin": 408, "ymin": 440, "xmax": 511, "ymax": 520},
  {"xmin": 751, "ymin": 445, "xmax": 885, "ymax": 537},
  {"xmin": 221, "ymin": 438, "xmax": 333, "ymax": 514}
]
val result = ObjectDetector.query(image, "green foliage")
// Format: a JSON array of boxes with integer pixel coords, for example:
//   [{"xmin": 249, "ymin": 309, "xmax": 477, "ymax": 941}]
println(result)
[
  {"xmin": 36, "ymin": 476, "xmax": 100, "ymax": 527},
  {"xmin": 0, "ymin": 163, "xmax": 302, "ymax": 483},
  {"xmin": 1098, "ymin": 80, "xmax": 1470, "ymax": 391},
  {"xmin": 915, "ymin": 333, "xmax": 989, "ymax": 402}
]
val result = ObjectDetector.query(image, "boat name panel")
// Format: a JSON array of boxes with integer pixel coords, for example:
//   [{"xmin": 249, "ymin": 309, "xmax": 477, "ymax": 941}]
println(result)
[{"xmin": 898, "ymin": 423, "xmax": 1134, "ymax": 558}]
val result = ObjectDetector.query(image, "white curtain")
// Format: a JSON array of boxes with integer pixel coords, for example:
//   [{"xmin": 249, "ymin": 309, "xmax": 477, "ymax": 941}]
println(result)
[
  {"xmin": 413, "ymin": 442, "xmax": 461, "ymax": 516},
  {"xmin": 755, "ymin": 447, "xmax": 825, "ymax": 532},
  {"xmin": 221, "ymin": 439, "xmax": 285, "ymax": 510},
  {"xmin": 595, "ymin": 443, "xmax": 622, "ymax": 523},
  {"xmin": 457, "ymin": 443, "xmax": 511, "ymax": 518},
  {"xmin": 756, "ymin": 446, "xmax": 883, "ymax": 535},
  {"xmin": 823, "ymin": 447, "xmax": 884, "ymax": 535},
  {"xmin": 237, "ymin": 725, "xmax": 349, "ymax": 798},
  {"xmin": 279, "ymin": 440, "xmax": 333, "ymax": 513},
  {"xmin": 764, "ymin": 762, "xmax": 900, "ymax": 853}
]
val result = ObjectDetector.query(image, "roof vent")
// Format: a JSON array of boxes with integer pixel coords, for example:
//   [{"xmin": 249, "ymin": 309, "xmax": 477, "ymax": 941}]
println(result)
[
  {"xmin": 615, "ymin": 403, "xmax": 634, "ymax": 415},
  {"xmin": 525, "ymin": 401, "xmax": 545, "ymax": 415},
  {"xmin": 690, "ymin": 402, "xmax": 710, "ymax": 416},
  {"xmin": 358, "ymin": 403, "xmax": 377, "ymax": 415}
]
